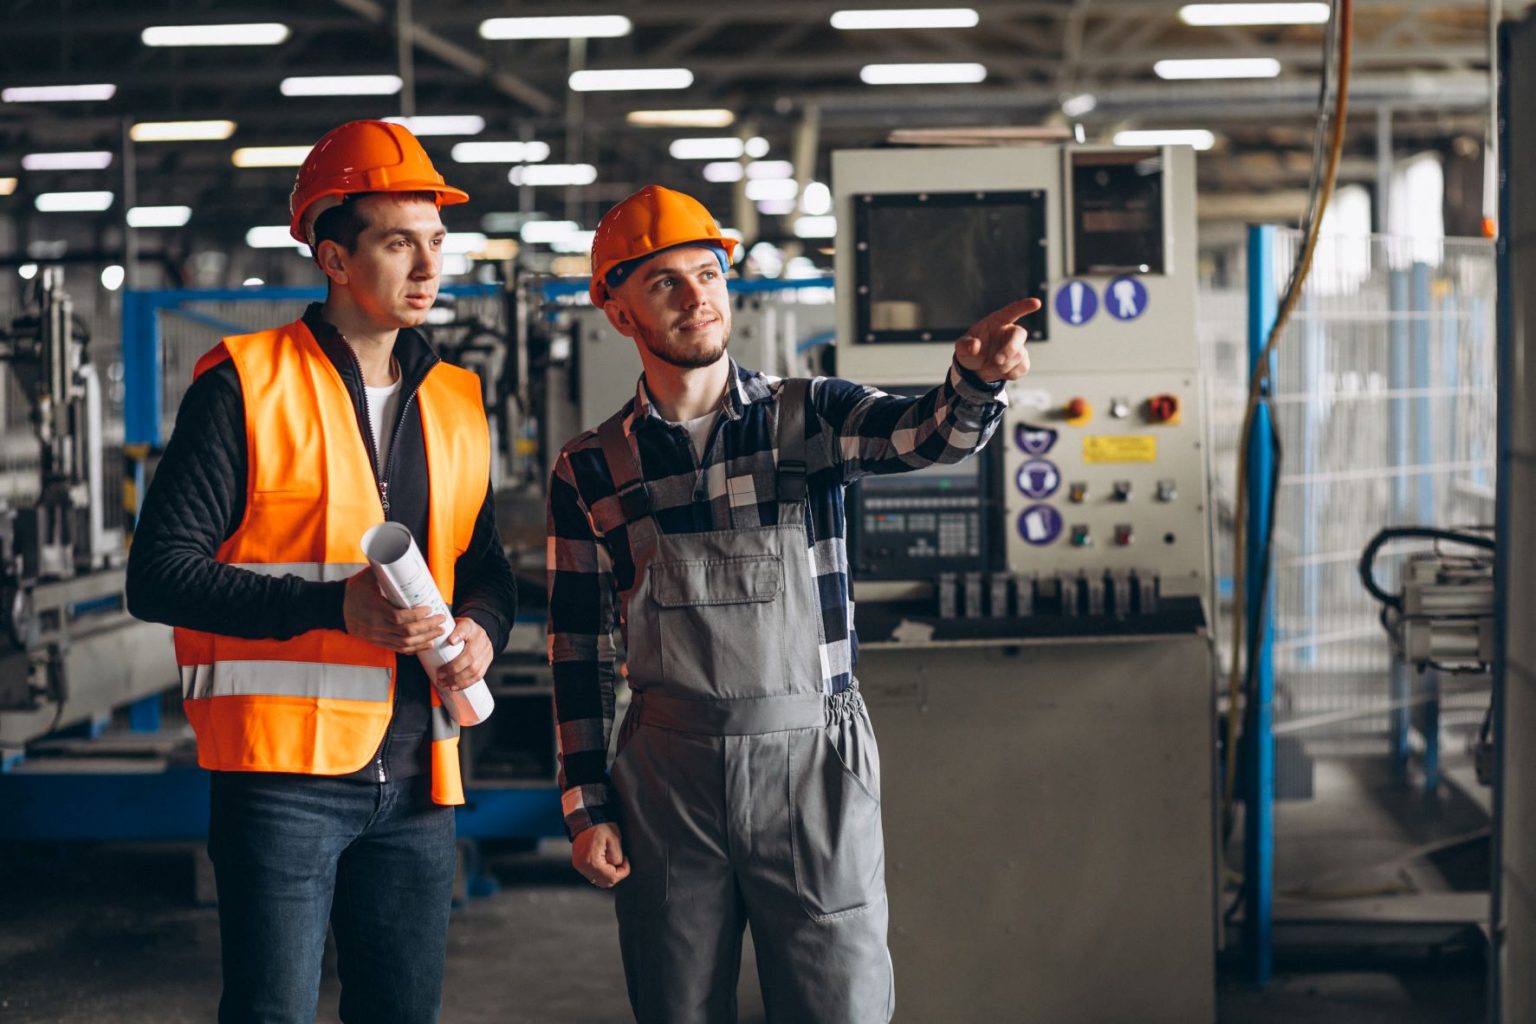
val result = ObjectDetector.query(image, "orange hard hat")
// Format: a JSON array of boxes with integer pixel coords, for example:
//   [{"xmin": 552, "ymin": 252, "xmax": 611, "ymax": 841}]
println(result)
[
  {"xmin": 589, "ymin": 185, "xmax": 738, "ymax": 305},
  {"xmin": 288, "ymin": 120, "xmax": 469, "ymax": 244}
]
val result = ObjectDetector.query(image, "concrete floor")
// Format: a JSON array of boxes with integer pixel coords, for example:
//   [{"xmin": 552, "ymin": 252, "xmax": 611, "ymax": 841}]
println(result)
[{"xmin": 0, "ymin": 752, "xmax": 1490, "ymax": 1023}]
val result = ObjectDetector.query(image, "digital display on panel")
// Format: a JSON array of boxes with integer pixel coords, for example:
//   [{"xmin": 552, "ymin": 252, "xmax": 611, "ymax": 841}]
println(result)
[
  {"xmin": 854, "ymin": 190, "xmax": 1050, "ymax": 344},
  {"xmin": 1070, "ymin": 150, "xmax": 1166, "ymax": 276}
]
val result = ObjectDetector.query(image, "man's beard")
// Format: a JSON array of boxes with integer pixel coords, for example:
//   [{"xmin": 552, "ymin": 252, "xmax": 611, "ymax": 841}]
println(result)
[{"xmin": 636, "ymin": 319, "xmax": 730, "ymax": 370}]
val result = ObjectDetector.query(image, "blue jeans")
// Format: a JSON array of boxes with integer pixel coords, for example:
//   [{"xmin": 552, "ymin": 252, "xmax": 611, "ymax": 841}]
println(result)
[{"xmin": 207, "ymin": 772, "xmax": 457, "ymax": 1024}]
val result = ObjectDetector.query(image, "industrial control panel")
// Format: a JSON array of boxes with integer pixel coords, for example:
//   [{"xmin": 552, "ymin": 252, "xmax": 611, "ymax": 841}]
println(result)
[
  {"xmin": 834, "ymin": 144, "xmax": 1211, "ymax": 615},
  {"xmin": 832, "ymin": 144, "xmax": 1217, "ymax": 1022}
]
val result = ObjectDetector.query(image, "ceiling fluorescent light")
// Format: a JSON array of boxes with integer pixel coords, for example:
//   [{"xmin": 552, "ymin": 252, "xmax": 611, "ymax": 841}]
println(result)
[
  {"xmin": 384, "ymin": 115, "xmax": 486, "ymax": 137},
  {"xmin": 520, "ymin": 220, "xmax": 581, "ymax": 244},
  {"xmin": 831, "ymin": 8, "xmax": 979, "ymax": 30},
  {"xmin": 703, "ymin": 162, "xmax": 745, "ymax": 183},
  {"xmin": 246, "ymin": 226, "xmax": 304, "ymax": 249},
  {"xmin": 23, "ymin": 151, "xmax": 113, "ymax": 171},
  {"xmin": 800, "ymin": 182, "xmax": 833, "ymax": 216},
  {"xmin": 1179, "ymin": 3, "xmax": 1329, "ymax": 25},
  {"xmin": 443, "ymin": 233, "xmax": 489, "ymax": 255},
  {"xmin": 1113, "ymin": 129, "xmax": 1217, "ymax": 150},
  {"xmin": 793, "ymin": 216, "xmax": 838, "ymax": 239},
  {"xmin": 280, "ymin": 75, "xmax": 402, "ymax": 97},
  {"xmin": 550, "ymin": 230, "xmax": 595, "ymax": 255},
  {"xmin": 232, "ymin": 146, "xmax": 312, "ymax": 168},
  {"xmin": 860, "ymin": 63, "xmax": 987, "ymax": 85},
  {"xmin": 2, "ymin": 83, "xmax": 116, "ymax": 102},
  {"xmin": 570, "ymin": 68, "xmax": 693, "ymax": 92},
  {"xmin": 746, "ymin": 160, "xmax": 794, "ymax": 180},
  {"xmin": 756, "ymin": 198, "xmax": 797, "ymax": 216},
  {"xmin": 35, "ymin": 191, "xmax": 115, "ymax": 212},
  {"xmin": 1153, "ymin": 58, "xmax": 1281, "ymax": 79},
  {"xmin": 1061, "ymin": 92, "xmax": 1097, "ymax": 118},
  {"xmin": 141, "ymin": 23, "xmax": 290, "ymax": 46},
  {"xmin": 0, "ymin": 177, "xmax": 16, "ymax": 196},
  {"xmin": 746, "ymin": 179, "xmax": 799, "ymax": 203},
  {"xmin": 671, "ymin": 137, "xmax": 748, "ymax": 160},
  {"xmin": 452, "ymin": 141, "xmax": 551, "ymax": 164},
  {"xmin": 127, "ymin": 205, "xmax": 193, "ymax": 228},
  {"xmin": 509, "ymin": 164, "xmax": 599, "ymax": 187},
  {"xmin": 627, "ymin": 109, "xmax": 735, "ymax": 128},
  {"xmin": 130, "ymin": 119, "xmax": 237, "ymax": 142},
  {"xmin": 480, "ymin": 15, "xmax": 632, "ymax": 39}
]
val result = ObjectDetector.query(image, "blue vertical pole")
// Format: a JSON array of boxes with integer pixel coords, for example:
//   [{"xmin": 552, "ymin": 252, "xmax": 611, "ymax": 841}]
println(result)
[
  {"xmin": 1422, "ymin": 667, "xmax": 1441, "ymax": 798},
  {"xmin": 1411, "ymin": 261, "xmax": 1435, "ymax": 522},
  {"xmin": 1388, "ymin": 267, "xmax": 1413, "ymax": 775},
  {"xmin": 127, "ymin": 694, "xmax": 161, "ymax": 733},
  {"xmin": 1388, "ymin": 268, "xmax": 1412, "ymax": 521},
  {"xmin": 121, "ymin": 289, "xmax": 164, "ymax": 448},
  {"xmin": 1390, "ymin": 655, "xmax": 1412, "ymax": 785},
  {"xmin": 1244, "ymin": 224, "xmax": 1278, "ymax": 986}
]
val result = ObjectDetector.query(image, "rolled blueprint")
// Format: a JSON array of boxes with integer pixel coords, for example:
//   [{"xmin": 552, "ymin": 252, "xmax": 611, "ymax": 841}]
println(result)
[{"xmin": 361, "ymin": 522, "xmax": 495, "ymax": 726}]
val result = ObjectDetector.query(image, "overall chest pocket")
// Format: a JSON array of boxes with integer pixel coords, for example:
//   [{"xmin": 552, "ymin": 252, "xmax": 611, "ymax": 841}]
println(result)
[{"xmin": 648, "ymin": 554, "xmax": 788, "ymax": 695}]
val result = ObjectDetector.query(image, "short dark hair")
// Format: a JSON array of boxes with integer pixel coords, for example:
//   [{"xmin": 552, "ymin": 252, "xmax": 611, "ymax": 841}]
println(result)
[{"xmin": 311, "ymin": 190, "xmax": 441, "ymax": 254}]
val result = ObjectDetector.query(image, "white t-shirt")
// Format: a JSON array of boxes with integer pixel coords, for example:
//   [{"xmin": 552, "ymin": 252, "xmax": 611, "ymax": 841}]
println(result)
[
  {"xmin": 365, "ymin": 377, "xmax": 404, "ymax": 467},
  {"xmin": 678, "ymin": 410, "xmax": 720, "ymax": 463}
]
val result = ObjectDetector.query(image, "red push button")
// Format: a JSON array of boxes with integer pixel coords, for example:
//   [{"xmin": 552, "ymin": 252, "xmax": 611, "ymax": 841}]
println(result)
[{"xmin": 1146, "ymin": 394, "xmax": 1180, "ymax": 423}]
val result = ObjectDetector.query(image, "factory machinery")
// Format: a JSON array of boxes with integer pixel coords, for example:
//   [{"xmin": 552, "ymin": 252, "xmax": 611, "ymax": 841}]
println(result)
[
  {"xmin": 832, "ymin": 144, "xmax": 1218, "ymax": 1022},
  {"xmin": 0, "ymin": 269, "xmax": 176, "ymax": 761}
]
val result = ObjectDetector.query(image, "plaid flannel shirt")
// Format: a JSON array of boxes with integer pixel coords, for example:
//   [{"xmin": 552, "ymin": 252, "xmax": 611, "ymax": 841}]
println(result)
[{"xmin": 546, "ymin": 358, "xmax": 1007, "ymax": 837}]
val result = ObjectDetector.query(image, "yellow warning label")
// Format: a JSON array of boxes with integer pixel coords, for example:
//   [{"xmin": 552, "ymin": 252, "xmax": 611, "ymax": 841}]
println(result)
[{"xmin": 1083, "ymin": 435, "xmax": 1158, "ymax": 464}]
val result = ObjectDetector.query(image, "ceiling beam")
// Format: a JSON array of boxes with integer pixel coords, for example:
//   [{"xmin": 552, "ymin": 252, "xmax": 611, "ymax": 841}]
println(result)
[{"xmin": 329, "ymin": 0, "xmax": 557, "ymax": 114}]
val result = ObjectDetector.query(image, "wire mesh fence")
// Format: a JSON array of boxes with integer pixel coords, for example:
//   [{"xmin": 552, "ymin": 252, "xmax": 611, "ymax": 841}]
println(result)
[{"xmin": 1199, "ymin": 230, "xmax": 1497, "ymax": 766}]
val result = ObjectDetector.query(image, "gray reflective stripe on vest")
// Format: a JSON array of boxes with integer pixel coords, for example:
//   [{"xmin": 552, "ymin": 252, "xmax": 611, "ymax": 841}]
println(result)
[
  {"xmin": 180, "ymin": 662, "xmax": 390, "ymax": 701},
  {"xmin": 229, "ymin": 561, "xmax": 368, "ymax": 582},
  {"xmin": 431, "ymin": 702, "xmax": 460, "ymax": 741}
]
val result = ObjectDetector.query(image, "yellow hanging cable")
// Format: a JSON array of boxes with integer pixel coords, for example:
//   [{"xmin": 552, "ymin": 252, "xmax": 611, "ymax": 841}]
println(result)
[{"xmin": 1222, "ymin": 0, "xmax": 1356, "ymax": 819}]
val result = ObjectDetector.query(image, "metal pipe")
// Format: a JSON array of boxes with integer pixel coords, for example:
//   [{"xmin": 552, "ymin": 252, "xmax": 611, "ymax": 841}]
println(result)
[
  {"xmin": 396, "ymin": 0, "xmax": 415, "ymax": 119},
  {"xmin": 1243, "ymin": 223, "xmax": 1279, "ymax": 987}
]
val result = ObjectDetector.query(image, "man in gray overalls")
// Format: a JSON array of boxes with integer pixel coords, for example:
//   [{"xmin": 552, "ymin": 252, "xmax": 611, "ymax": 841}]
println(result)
[{"xmin": 546, "ymin": 185, "xmax": 1038, "ymax": 1023}]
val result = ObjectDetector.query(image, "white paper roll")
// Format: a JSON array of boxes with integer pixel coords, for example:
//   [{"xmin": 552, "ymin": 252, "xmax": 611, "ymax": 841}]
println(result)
[{"xmin": 361, "ymin": 522, "xmax": 495, "ymax": 726}]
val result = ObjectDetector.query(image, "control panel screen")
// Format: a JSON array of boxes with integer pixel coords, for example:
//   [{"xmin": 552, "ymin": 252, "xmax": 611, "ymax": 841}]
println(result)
[
  {"xmin": 854, "ymin": 190, "xmax": 1049, "ymax": 345},
  {"xmin": 1069, "ymin": 150, "xmax": 1166, "ymax": 275},
  {"xmin": 850, "ymin": 447, "xmax": 996, "ymax": 582}
]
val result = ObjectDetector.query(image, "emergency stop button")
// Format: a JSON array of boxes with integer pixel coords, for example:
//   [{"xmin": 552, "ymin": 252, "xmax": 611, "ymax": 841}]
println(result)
[
  {"xmin": 1065, "ymin": 397, "xmax": 1093, "ymax": 426},
  {"xmin": 1145, "ymin": 394, "xmax": 1180, "ymax": 424}
]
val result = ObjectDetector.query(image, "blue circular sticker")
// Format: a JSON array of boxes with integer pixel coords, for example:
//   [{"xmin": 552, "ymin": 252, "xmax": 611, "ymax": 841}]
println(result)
[
  {"xmin": 1054, "ymin": 280, "xmax": 1098, "ymax": 326},
  {"xmin": 1017, "ymin": 504, "xmax": 1064, "ymax": 546},
  {"xmin": 1106, "ymin": 276, "xmax": 1148, "ymax": 321},
  {"xmin": 1016, "ymin": 459, "xmax": 1061, "ymax": 500},
  {"xmin": 1014, "ymin": 422, "xmax": 1058, "ymax": 456}
]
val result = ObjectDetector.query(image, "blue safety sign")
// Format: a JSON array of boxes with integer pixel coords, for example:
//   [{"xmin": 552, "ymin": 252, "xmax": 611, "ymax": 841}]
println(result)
[
  {"xmin": 1016, "ymin": 459, "xmax": 1061, "ymax": 500},
  {"xmin": 1017, "ymin": 504, "xmax": 1064, "ymax": 546},
  {"xmin": 1106, "ymin": 276, "xmax": 1148, "ymax": 321},
  {"xmin": 1054, "ymin": 280, "xmax": 1098, "ymax": 326},
  {"xmin": 1014, "ymin": 422, "xmax": 1058, "ymax": 456}
]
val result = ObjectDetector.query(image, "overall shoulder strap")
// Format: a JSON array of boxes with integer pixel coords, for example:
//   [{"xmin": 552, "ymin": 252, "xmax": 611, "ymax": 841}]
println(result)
[
  {"xmin": 775, "ymin": 378, "xmax": 809, "ymax": 504},
  {"xmin": 596, "ymin": 409, "xmax": 654, "ymax": 526}
]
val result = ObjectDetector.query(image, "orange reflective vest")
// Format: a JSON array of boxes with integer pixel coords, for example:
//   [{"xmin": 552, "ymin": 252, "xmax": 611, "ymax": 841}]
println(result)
[{"xmin": 174, "ymin": 319, "xmax": 489, "ymax": 805}]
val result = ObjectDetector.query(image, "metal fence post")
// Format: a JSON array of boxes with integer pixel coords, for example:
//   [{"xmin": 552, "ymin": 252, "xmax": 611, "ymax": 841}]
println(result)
[{"xmin": 1244, "ymin": 223, "xmax": 1278, "ymax": 986}]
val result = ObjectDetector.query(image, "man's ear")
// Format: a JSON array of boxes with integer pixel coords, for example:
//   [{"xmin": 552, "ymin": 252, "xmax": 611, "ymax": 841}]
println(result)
[
  {"xmin": 315, "ymin": 240, "xmax": 349, "ymax": 286},
  {"xmin": 602, "ymin": 297, "xmax": 637, "ymax": 339}
]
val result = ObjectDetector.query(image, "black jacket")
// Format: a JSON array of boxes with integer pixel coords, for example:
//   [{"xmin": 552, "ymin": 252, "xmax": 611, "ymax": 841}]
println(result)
[{"xmin": 127, "ymin": 304, "xmax": 517, "ymax": 782}]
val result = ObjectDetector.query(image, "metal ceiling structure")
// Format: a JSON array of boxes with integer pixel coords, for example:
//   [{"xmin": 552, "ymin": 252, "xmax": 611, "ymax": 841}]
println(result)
[{"xmin": 0, "ymin": 0, "xmax": 1505, "ymax": 275}]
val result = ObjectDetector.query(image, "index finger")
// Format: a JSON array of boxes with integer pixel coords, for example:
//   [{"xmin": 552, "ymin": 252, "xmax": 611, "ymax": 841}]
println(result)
[{"xmin": 966, "ymin": 297, "xmax": 1042, "ymax": 338}]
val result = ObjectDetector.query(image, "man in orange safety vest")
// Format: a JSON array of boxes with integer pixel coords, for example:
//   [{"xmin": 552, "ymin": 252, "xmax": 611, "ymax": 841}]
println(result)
[{"xmin": 128, "ymin": 120, "xmax": 517, "ymax": 1024}]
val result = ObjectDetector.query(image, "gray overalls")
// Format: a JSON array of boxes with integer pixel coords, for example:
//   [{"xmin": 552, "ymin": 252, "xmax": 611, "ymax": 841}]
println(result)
[{"xmin": 596, "ymin": 379, "xmax": 894, "ymax": 1024}]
